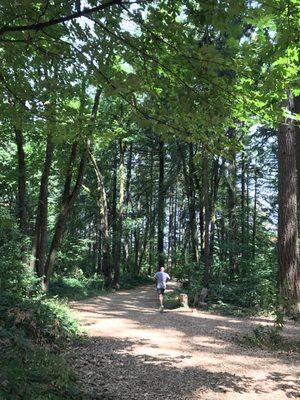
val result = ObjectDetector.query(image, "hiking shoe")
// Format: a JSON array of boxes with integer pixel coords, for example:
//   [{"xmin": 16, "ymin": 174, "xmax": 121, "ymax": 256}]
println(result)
[{"xmin": 159, "ymin": 305, "xmax": 164, "ymax": 313}]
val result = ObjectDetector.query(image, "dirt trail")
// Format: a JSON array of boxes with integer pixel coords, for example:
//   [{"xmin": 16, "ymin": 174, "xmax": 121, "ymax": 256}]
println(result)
[{"xmin": 68, "ymin": 283, "xmax": 300, "ymax": 400}]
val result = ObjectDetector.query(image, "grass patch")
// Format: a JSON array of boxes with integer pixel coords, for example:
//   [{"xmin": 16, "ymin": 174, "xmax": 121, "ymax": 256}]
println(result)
[{"xmin": 206, "ymin": 301, "xmax": 262, "ymax": 318}]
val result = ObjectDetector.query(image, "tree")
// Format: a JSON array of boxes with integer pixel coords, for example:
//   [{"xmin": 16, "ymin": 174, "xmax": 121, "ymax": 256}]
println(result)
[{"xmin": 277, "ymin": 92, "xmax": 300, "ymax": 314}]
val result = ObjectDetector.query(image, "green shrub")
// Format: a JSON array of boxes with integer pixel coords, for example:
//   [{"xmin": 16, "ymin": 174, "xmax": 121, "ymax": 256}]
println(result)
[
  {"xmin": 164, "ymin": 290, "xmax": 181, "ymax": 309},
  {"xmin": 50, "ymin": 272, "xmax": 153, "ymax": 301},
  {"xmin": 209, "ymin": 276, "xmax": 276, "ymax": 309},
  {"xmin": 49, "ymin": 274, "xmax": 105, "ymax": 300},
  {"xmin": 0, "ymin": 295, "xmax": 79, "ymax": 343},
  {"xmin": 0, "ymin": 209, "xmax": 40, "ymax": 300},
  {"xmin": 119, "ymin": 273, "xmax": 153, "ymax": 289},
  {"xmin": 0, "ymin": 328, "xmax": 80, "ymax": 400},
  {"xmin": 172, "ymin": 262, "xmax": 202, "ymax": 288},
  {"xmin": 248, "ymin": 325, "xmax": 282, "ymax": 347}
]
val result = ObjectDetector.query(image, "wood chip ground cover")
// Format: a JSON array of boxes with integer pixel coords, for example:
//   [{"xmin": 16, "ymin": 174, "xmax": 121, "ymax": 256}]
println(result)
[{"xmin": 66, "ymin": 283, "xmax": 300, "ymax": 399}]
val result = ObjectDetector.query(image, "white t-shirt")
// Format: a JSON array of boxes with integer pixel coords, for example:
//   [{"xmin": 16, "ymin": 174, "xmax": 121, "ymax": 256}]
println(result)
[{"xmin": 155, "ymin": 271, "xmax": 170, "ymax": 289}]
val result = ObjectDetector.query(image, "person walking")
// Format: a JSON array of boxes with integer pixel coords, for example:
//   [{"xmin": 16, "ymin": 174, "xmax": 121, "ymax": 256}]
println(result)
[{"xmin": 154, "ymin": 266, "xmax": 170, "ymax": 312}]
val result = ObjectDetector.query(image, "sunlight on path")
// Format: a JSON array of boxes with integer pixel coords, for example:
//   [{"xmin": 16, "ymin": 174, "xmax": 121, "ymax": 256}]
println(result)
[{"xmin": 69, "ymin": 284, "xmax": 300, "ymax": 400}]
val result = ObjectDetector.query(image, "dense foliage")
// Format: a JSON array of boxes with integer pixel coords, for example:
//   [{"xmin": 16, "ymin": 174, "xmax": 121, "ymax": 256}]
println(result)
[{"xmin": 0, "ymin": 0, "xmax": 299, "ymax": 398}]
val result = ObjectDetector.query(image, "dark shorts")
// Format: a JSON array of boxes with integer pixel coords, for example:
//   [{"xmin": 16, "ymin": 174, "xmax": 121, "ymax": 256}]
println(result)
[{"xmin": 157, "ymin": 288, "xmax": 165, "ymax": 295}]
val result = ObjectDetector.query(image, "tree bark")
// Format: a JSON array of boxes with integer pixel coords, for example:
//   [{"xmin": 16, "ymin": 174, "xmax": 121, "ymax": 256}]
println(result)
[
  {"xmin": 209, "ymin": 158, "xmax": 222, "ymax": 265},
  {"xmin": 227, "ymin": 129, "xmax": 238, "ymax": 277},
  {"xmin": 246, "ymin": 162, "xmax": 251, "ymax": 254},
  {"xmin": 124, "ymin": 143, "xmax": 133, "ymax": 272},
  {"xmin": 172, "ymin": 183, "xmax": 178, "ymax": 276},
  {"xmin": 277, "ymin": 91, "xmax": 300, "ymax": 315},
  {"xmin": 252, "ymin": 167, "xmax": 258, "ymax": 260},
  {"xmin": 134, "ymin": 196, "xmax": 141, "ymax": 273},
  {"xmin": 157, "ymin": 140, "xmax": 165, "ymax": 269},
  {"xmin": 137, "ymin": 214, "xmax": 150, "ymax": 273},
  {"xmin": 294, "ymin": 96, "xmax": 300, "ymax": 217},
  {"xmin": 148, "ymin": 150, "xmax": 155, "ymax": 275},
  {"xmin": 203, "ymin": 153, "xmax": 210, "ymax": 287},
  {"xmin": 14, "ymin": 126, "xmax": 28, "ymax": 262},
  {"xmin": 241, "ymin": 152, "xmax": 246, "ymax": 259},
  {"xmin": 113, "ymin": 140, "xmax": 126, "ymax": 287},
  {"xmin": 179, "ymin": 144, "xmax": 199, "ymax": 264},
  {"xmin": 31, "ymin": 134, "xmax": 54, "ymax": 276},
  {"xmin": 89, "ymin": 150, "xmax": 112, "ymax": 288},
  {"xmin": 167, "ymin": 187, "xmax": 174, "ymax": 270}
]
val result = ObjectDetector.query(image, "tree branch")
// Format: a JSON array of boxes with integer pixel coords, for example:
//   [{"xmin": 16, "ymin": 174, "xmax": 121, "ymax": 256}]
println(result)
[{"xmin": 0, "ymin": 0, "xmax": 124, "ymax": 36}]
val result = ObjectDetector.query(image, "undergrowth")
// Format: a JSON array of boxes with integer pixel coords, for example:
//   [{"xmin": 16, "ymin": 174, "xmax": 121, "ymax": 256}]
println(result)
[
  {"xmin": 242, "ymin": 324, "xmax": 300, "ymax": 354},
  {"xmin": 0, "ymin": 294, "xmax": 81, "ymax": 399},
  {"xmin": 50, "ymin": 273, "xmax": 153, "ymax": 301},
  {"xmin": 0, "ymin": 211, "xmax": 83, "ymax": 399}
]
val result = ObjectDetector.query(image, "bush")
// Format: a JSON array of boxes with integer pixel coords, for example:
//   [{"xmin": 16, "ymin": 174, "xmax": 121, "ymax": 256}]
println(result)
[
  {"xmin": 119, "ymin": 273, "xmax": 153, "ymax": 289},
  {"xmin": 172, "ymin": 262, "xmax": 202, "ymax": 288},
  {"xmin": 0, "ymin": 209, "xmax": 39, "ymax": 300},
  {"xmin": 247, "ymin": 325, "xmax": 282, "ymax": 348},
  {"xmin": 0, "ymin": 295, "xmax": 79, "ymax": 343},
  {"xmin": 0, "ymin": 209, "xmax": 81, "ymax": 399},
  {"xmin": 209, "ymin": 276, "xmax": 276, "ymax": 309},
  {"xmin": 50, "ymin": 272, "xmax": 153, "ymax": 301},
  {"xmin": 0, "ymin": 328, "xmax": 80, "ymax": 400},
  {"xmin": 49, "ymin": 274, "xmax": 104, "ymax": 300}
]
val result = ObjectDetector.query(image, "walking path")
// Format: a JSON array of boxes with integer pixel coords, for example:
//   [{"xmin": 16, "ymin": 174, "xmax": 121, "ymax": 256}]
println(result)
[{"xmin": 67, "ymin": 283, "xmax": 300, "ymax": 399}]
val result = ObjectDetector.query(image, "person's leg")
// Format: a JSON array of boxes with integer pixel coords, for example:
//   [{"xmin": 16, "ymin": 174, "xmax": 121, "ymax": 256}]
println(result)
[
  {"xmin": 158, "ymin": 293, "xmax": 163, "ymax": 306},
  {"xmin": 158, "ymin": 289, "xmax": 165, "ymax": 312}
]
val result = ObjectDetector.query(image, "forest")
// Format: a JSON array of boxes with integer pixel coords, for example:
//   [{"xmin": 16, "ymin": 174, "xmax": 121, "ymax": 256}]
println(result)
[{"xmin": 0, "ymin": 1, "xmax": 299, "ymax": 399}]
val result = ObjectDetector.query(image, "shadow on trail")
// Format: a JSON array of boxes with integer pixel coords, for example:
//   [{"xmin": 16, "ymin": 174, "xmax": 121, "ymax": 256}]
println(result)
[
  {"xmin": 69, "ymin": 285, "xmax": 300, "ymax": 399},
  {"xmin": 70, "ymin": 286, "xmax": 300, "ymax": 364},
  {"xmin": 67, "ymin": 336, "xmax": 255, "ymax": 400}
]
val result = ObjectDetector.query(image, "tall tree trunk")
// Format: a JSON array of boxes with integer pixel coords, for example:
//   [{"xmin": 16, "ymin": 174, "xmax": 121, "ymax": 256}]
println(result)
[
  {"xmin": 203, "ymin": 153, "xmax": 210, "ymax": 287},
  {"xmin": 168, "ymin": 187, "xmax": 174, "ymax": 270},
  {"xmin": 124, "ymin": 143, "xmax": 133, "ymax": 272},
  {"xmin": 14, "ymin": 126, "xmax": 28, "ymax": 262},
  {"xmin": 31, "ymin": 134, "xmax": 54, "ymax": 276},
  {"xmin": 252, "ymin": 167, "xmax": 258, "ymax": 260},
  {"xmin": 246, "ymin": 163, "xmax": 251, "ymax": 255},
  {"xmin": 241, "ymin": 152, "xmax": 246, "ymax": 259},
  {"xmin": 187, "ymin": 148, "xmax": 204, "ymax": 256},
  {"xmin": 199, "ymin": 204, "xmax": 205, "ymax": 256},
  {"xmin": 294, "ymin": 96, "xmax": 300, "ymax": 227},
  {"xmin": 209, "ymin": 158, "xmax": 222, "ymax": 265},
  {"xmin": 148, "ymin": 150, "xmax": 155, "ymax": 275},
  {"xmin": 278, "ymin": 91, "xmax": 300, "ymax": 315},
  {"xmin": 89, "ymin": 150, "xmax": 112, "ymax": 288},
  {"xmin": 180, "ymin": 144, "xmax": 199, "ymax": 263},
  {"xmin": 113, "ymin": 140, "xmax": 126, "ymax": 287},
  {"xmin": 227, "ymin": 129, "xmax": 238, "ymax": 277},
  {"xmin": 189, "ymin": 144, "xmax": 199, "ymax": 263},
  {"xmin": 137, "ymin": 214, "xmax": 150, "ymax": 273},
  {"xmin": 157, "ymin": 140, "xmax": 165, "ymax": 269},
  {"xmin": 111, "ymin": 149, "xmax": 117, "ymax": 267},
  {"xmin": 134, "ymin": 196, "xmax": 141, "ymax": 273},
  {"xmin": 43, "ymin": 89, "xmax": 101, "ymax": 291},
  {"xmin": 172, "ymin": 183, "xmax": 178, "ymax": 276},
  {"xmin": 218, "ymin": 217, "xmax": 226, "ymax": 262}
]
